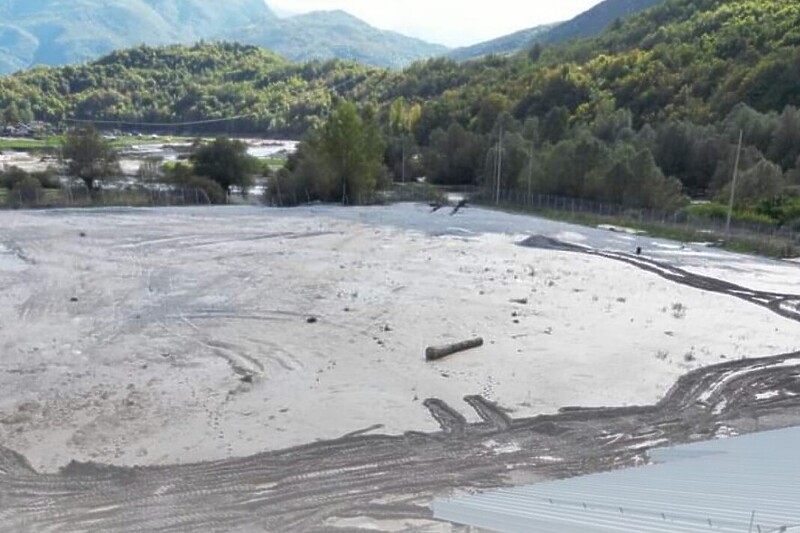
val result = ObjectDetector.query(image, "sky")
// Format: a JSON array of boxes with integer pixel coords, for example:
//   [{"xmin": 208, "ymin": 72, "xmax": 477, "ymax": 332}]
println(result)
[{"xmin": 268, "ymin": 0, "xmax": 604, "ymax": 48}]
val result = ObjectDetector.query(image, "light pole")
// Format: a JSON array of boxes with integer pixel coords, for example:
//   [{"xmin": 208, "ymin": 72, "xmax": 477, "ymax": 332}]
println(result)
[
  {"xmin": 495, "ymin": 124, "xmax": 503, "ymax": 205},
  {"xmin": 725, "ymin": 129, "xmax": 744, "ymax": 238}
]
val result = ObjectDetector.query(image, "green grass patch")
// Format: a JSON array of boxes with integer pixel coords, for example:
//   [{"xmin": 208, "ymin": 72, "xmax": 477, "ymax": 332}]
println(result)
[
  {"xmin": 0, "ymin": 135, "xmax": 194, "ymax": 152},
  {"xmin": 262, "ymin": 157, "xmax": 287, "ymax": 168},
  {"xmin": 478, "ymin": 200, "xmax": 800, "ymax": 259},
  {"xmin": 0, "ymin": 138, "xmax": 58, "ymax": 150}
]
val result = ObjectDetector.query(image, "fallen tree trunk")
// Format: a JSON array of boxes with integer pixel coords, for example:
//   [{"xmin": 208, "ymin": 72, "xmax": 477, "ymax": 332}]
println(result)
[{"xmin": 425, "ymin": 338, "xmax": 484, "ymax": 361}]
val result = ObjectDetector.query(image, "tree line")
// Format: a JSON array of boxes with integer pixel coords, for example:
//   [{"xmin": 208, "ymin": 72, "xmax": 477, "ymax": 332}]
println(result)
[
  {"xmin": 1, "ymin": 126, "xmax": 260, "ymax": 205},
  {"xmin": 3, "ymin": 0, "xmax": 800, "ymax": 223}
]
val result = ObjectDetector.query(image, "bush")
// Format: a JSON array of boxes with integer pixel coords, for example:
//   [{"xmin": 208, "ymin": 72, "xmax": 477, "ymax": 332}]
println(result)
[
  {"xmin": 685, "ymin": 202, "xmax": 776, "ymax": 225},
  {"xmin": 0, "ymin": 166, "xmax": 29, "ymax": 189},
  {"xmin": 183, "ymin": 176, "xmax": 227, "ymax": 205},
  {"xmin": 191, "ymin": 138, "xmax": 257, "ymax": 193},
  {"xmin": 753, "ymin": 194, "xmax": 800, "ymax": 226},
  {"xmin": 32, "ymin": 168, "xmax": 61, "ymax": 189},
  {"xmin": 10, "ymin": 176, "xmax": 43, "ymax": 206}
]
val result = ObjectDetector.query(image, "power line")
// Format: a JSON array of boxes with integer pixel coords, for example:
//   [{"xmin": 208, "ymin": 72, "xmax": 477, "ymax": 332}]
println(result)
[
  {"xmin": 61, "ymin": 73, "xmax": 366, "ymax": 128},
  {"xmin": 63, "ymin": 113, "xmax": 257, "ymax": 128}
]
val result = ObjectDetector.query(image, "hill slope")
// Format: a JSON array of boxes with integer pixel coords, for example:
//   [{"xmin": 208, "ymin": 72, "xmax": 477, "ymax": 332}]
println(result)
[
  {"xmin": 3, "ymin": 0, "xmax": 799, "ymax": 131},
  {"xmin": 448, "ymin": 0, "xmax": 666, "ymax": 61},
  {"xmin": 3, "ymin": 0, "xmax": 800, "ymax": 213},
  {"xmin": 230, "ymin": 10, "xmax": 448, "ymax": 69},
  {"xmin": 0, "ymin": 0, "xmax": 445, "ymax": 74},
  {"xmin": 447, "ymin": 23, "xmax": 558, "ymax": 61},
  {"xmin": 542, "ymin": 0, "xmax": 666, "ymax": 44},
  {"xmin": 0, "ymin": 0, "xmax": 275, "ymax": 74}
]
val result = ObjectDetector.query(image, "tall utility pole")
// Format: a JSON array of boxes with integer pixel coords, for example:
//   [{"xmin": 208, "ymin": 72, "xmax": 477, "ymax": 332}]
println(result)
[
  {"xmin": 495, "ymin": 125, "xmax": 503, "ymax": 205},
  {"xmin": 725, "ymin": 129, "xmax": 744, "ymax": 237},
  {"xmin": 496, "ymin": 138, "xmax": 500, "ymax": 200},
  {"xmin": 401, "ymin": 138, "xmax": 406, "ymax": 184},
  {"xmin": 527, "ymin": 141, "xmax": 534, "ymax": 203}
]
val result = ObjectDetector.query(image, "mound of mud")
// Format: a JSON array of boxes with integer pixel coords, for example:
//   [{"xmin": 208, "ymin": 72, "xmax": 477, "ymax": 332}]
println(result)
[{"xmin": 517, "ymin": 235, "xmax": 587, "ymax": 252}]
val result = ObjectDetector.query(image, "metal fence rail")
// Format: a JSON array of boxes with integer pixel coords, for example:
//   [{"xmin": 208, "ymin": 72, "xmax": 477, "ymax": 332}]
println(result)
[{"xmin": 473, "ymin": 188, "xmax": 800, "ymax": 249}]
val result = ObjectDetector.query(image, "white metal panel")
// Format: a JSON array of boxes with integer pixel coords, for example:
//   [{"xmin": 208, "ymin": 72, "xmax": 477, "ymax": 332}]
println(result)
[{"xmin": 434, "ymin": 427, "xmax": 800, "ymax": 533}]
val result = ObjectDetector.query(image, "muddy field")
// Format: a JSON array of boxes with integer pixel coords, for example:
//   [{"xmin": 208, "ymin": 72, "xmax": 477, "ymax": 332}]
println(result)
[{"xmin": 1, "ymin": 205, "xmax": 799, "ymax": 532}]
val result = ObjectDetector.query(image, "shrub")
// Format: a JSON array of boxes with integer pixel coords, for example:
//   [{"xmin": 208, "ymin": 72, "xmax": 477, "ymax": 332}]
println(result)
[
  {"xmin": 183, "ymin": 176, "xmax": 226, "ymax": 205},
  {"xmin": 10, "ymin": 176, "xmax": 43, "ymax": 206}
]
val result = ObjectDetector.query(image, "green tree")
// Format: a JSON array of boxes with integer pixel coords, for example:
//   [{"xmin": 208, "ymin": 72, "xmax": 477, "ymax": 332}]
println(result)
[
  {"xmin": 424, "ymin": 123, "xmax": 485, "ymax": 185},
  {"xmin": 541, "ymin": 107, "xmax": 570, "ymax": 144},
  {"xmin": 276, "ymin": 101, "xmax": 386, "ymax": 205},
  {"xmin": 191, "ymin": 138, "xmax": 257, "ymax": 193},
  {"xmin": 769, "ymin": 106, "xmax": 800, "ymax": 170},
  {"xmin": 718, "ymin": 159, "xmax": 785, "ymax": 207},
  {"xmin": 317, "ymin": 101, "xmax": 385, "ymax": 203},
  {"xmin": 62, "ymin": 126, "xmax": 120, "ymax": 191}
]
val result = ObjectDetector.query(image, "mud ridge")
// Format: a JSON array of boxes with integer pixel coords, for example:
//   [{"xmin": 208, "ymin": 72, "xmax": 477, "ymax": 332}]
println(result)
[{"xmin": 1, "ymin": 348, "xmax": 799, "ymax": 531}]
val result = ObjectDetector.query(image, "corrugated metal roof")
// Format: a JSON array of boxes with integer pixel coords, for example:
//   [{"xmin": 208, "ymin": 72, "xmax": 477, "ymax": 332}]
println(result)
[{"xmin": 433, "ymin": 427, "xmax": 800, "ymax": 532}]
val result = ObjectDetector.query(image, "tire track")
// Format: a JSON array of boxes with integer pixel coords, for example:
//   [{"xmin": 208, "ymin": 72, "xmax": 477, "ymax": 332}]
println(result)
[{"xmin": 2, "ymin": 235, "xmax": 800, "ymax": 531}]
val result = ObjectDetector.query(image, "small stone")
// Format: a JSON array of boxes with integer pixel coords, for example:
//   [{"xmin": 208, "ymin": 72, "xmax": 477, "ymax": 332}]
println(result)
[{"xmin": 306, "ymin": 317, "xmax": 318, "ymax": 324}]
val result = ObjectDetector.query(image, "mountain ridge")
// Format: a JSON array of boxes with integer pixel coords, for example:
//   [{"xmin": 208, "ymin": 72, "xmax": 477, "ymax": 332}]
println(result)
[
  {"xmin": 0, "ymin": 0, "xmax": 446, "ymax": 74},
  {"xmin": 447, "ymin": 0, "xmax": 667, "ymax": 61},
  {"xmin": 230, "ymin": 9, "xmax": 448, "ymax": 69},
  {"xmin": 447, "ymin": 23, "xmax": 559, "ymax": 61}
]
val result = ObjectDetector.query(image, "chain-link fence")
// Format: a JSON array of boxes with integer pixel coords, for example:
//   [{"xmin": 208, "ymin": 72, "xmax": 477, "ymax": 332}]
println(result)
[
  {"xmin": 473, "ymin": 188, "xmax": 800, "ymax": 256},
  {"xmin": 0, "ymin": 186, "xmax": 217, "ymax": 209}
]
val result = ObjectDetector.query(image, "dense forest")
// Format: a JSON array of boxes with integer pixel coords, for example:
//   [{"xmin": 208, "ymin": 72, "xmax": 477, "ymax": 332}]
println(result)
[
  {"xmin": 0, "ymin": 43, "xmax": 384, "ymax": 135},
  {"xmin": 2, "ymin": 0, "xmax": 800, "ymax": 220}
]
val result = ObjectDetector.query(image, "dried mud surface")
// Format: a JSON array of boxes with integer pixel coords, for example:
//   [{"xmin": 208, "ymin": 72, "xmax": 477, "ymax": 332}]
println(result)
[{"xmin": 1, "ymin": 235, "xmax": 800, "ymax": 532}]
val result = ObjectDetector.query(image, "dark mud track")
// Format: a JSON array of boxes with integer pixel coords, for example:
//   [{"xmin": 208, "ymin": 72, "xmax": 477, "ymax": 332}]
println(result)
[{"xmin": 2, "ymin": 237, "xmax": 800, "ymax": 532}]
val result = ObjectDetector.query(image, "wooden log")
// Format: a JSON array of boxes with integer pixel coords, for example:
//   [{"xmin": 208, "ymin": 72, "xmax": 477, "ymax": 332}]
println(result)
[{"xmin": 425, "ymin": 338, "xmax": 484, "ymax": 361}]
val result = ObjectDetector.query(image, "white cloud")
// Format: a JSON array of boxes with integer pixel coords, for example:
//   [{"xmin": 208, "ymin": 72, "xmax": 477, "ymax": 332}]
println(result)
[{"xmin": 268, "ymin": 0, "xmax": 603, "ymax": 47}]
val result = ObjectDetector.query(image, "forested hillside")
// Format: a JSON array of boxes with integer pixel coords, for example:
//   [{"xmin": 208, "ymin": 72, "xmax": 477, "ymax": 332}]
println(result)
[
  {"xmin": 0, "ymin": 43, "xmax": 384, "ymax": 135},
  {"xmin": 447, "ymin": 0, "xmax": 664, "ymax": 62},
  {"xmin": 447, "ymin": 24, "xmax": 557, "ymax": 61},
  {"xmin": 0, "ymin": 0, "xmax": 445, "ymax": 74},
  {"xmin": 541, "ymin": 0, "xmax": 665, "ymax": 44},
  {"xmin": 3, "ymin": 0, "xmax": 800, "ymax": 216},
  {"xmin": 0, "ymin": 0, "xmax": 275, "ymax": 74}
]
